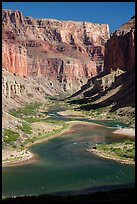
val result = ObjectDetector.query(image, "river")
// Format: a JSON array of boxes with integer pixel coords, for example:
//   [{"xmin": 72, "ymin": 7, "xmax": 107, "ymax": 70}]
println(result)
[{"xmin": 2, "ymin": 104, "xmax": 135, "ymax": 197}]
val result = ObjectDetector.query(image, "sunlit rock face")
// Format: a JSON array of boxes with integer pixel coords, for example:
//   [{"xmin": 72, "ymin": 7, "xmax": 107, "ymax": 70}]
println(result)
[
  {"xmin": 2, "ymin": 9, "xmax": 110, "ymax": 93},
  {"xmin": 104, "ymin": 16, "xmax": 135, "ymax": 72}
]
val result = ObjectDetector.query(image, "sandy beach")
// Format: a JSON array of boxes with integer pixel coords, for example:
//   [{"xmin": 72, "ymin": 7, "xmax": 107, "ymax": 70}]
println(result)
[
  {"xmin": 2, "ymin": 149, "xmax": 38, "ymax": 167},
  {"xmin": 58, "ymin": 110, "xmax": 86, "ymax": 117},
  {"xmin": 113, "ymin": 128, "xmax": 135, "ymax": 137}
]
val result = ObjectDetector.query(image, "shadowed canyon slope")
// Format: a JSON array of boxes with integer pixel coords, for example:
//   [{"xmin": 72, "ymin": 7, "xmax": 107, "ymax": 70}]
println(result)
[
  {"xmin": 68, "ymin": 16, "xmax": 135, "ymax": 125},
  {"xmin": 2, "ymin": 9, "xmax": 109, "ymax": 94}
]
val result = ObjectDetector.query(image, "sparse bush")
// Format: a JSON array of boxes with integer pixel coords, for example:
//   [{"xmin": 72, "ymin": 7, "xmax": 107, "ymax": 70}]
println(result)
[
  {"xmin": 18, "ymin": 122, "xmax": 32, "ymax": 134},
  {"xmin": 95, "ymin": 139, "xmax": 135, "ymax": 160},
  {"xmin": 9, "ymin": 102, "xmax": 42, "ymax": 118}
]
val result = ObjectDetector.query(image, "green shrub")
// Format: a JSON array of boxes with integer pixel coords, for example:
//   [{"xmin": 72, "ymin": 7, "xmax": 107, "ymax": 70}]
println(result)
[
  {"xmin": 23, "ymin": 117, "xmax": 43, "ymax": 123},
  {"xmin": 3, "ymin": 129, "xmax": 20, "ymax": 143}
]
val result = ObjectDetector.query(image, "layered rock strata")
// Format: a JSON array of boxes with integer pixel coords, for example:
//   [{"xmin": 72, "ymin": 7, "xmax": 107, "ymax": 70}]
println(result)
[{"xmin": 2, "ymin": 9, "xmax": 110, "ymax": 93}]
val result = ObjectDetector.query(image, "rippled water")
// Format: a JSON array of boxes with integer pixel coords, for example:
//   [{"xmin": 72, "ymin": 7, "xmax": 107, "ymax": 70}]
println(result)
[{"xmin": 2, "ymin": 104, "xmax": 135, "ymax": 197}]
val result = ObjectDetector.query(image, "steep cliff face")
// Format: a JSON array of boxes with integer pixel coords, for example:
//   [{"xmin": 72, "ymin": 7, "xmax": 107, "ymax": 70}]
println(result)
[
  {"xmin": 2, "ymin": 40, "xmax": 28, "ymax": 76},
  {"xmin": 69, "ymin": 16, "xmax": 135, "ymax": 126},
  {"xmin": 2, "ymin": 9, "xmax": 110, "ymax": 93},
  {"xmin": 104, "ymin": 16, "xmax": 135, "ymax": 72}
]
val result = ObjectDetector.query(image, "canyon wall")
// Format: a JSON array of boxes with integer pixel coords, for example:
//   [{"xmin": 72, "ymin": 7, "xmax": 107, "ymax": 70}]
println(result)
[
  {"xmin": 89, "ymin": 16, "xmax": 135, "ymax": 95},
  {"xmin": 104, "ymin": 16, "xmax": 135, "ymax": 72},
  {"xmin": 71, "ymin": 16, "xmax": 135, "ymax": 116},
  {"xmin": 2, "ymin": 9, "xmax": 110, "ymax": 93}
]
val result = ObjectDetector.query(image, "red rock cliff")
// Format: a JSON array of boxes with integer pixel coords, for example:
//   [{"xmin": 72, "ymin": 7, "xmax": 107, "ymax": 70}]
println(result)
[
  {"xmin": 2, "ymin": 9, "xmax": 110, "ymax": 93},
  {"xmin": 104, "ymin": 16, "xmax": 135, "ymax": 72}
]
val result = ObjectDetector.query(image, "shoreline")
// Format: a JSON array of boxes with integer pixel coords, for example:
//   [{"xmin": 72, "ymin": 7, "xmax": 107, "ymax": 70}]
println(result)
[
  {"xmin": 2, "ymin": 152, "xmax": 39, "ymax": 167},
  {"xmin": 2, "ymin": 120, "xmax": 102, "ymax": 167},
  {"xmin": 87, "ymin": 148, "xmax": 135, "ymax": 165},
  {"xmin": 3, "ymin": 109, "xmax": 135, "ymax": 167}
]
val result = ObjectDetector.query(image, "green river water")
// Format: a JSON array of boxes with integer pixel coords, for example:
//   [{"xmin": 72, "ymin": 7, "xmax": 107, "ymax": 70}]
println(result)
[{"xmin": 2, "ymin": 104, "xmax": 135, "ymax": 197}]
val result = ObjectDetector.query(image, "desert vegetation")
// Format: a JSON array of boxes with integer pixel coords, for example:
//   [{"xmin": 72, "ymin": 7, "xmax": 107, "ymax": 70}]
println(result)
[{"xmin": 89, "ymin": 139, "xmax": 135, "ymax": 164}]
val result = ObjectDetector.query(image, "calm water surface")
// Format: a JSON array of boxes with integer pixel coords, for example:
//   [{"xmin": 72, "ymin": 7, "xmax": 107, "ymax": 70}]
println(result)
[{"xmin": 2, "ymin": 104, "xmax": 135, "ymax": 197}]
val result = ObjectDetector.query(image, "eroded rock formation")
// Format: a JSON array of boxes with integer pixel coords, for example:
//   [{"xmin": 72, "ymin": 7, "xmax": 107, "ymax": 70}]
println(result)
[
  {"xmin": 104, "ymin": 16, "xmax": 135, "ymax": 72},
  {"xmin": 2, "ymin": 9, "xmax": 110, "ymax": 93},
  {"xmin": 2, "ymin": 76, "xmax": 25, "ymax": 98}
]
